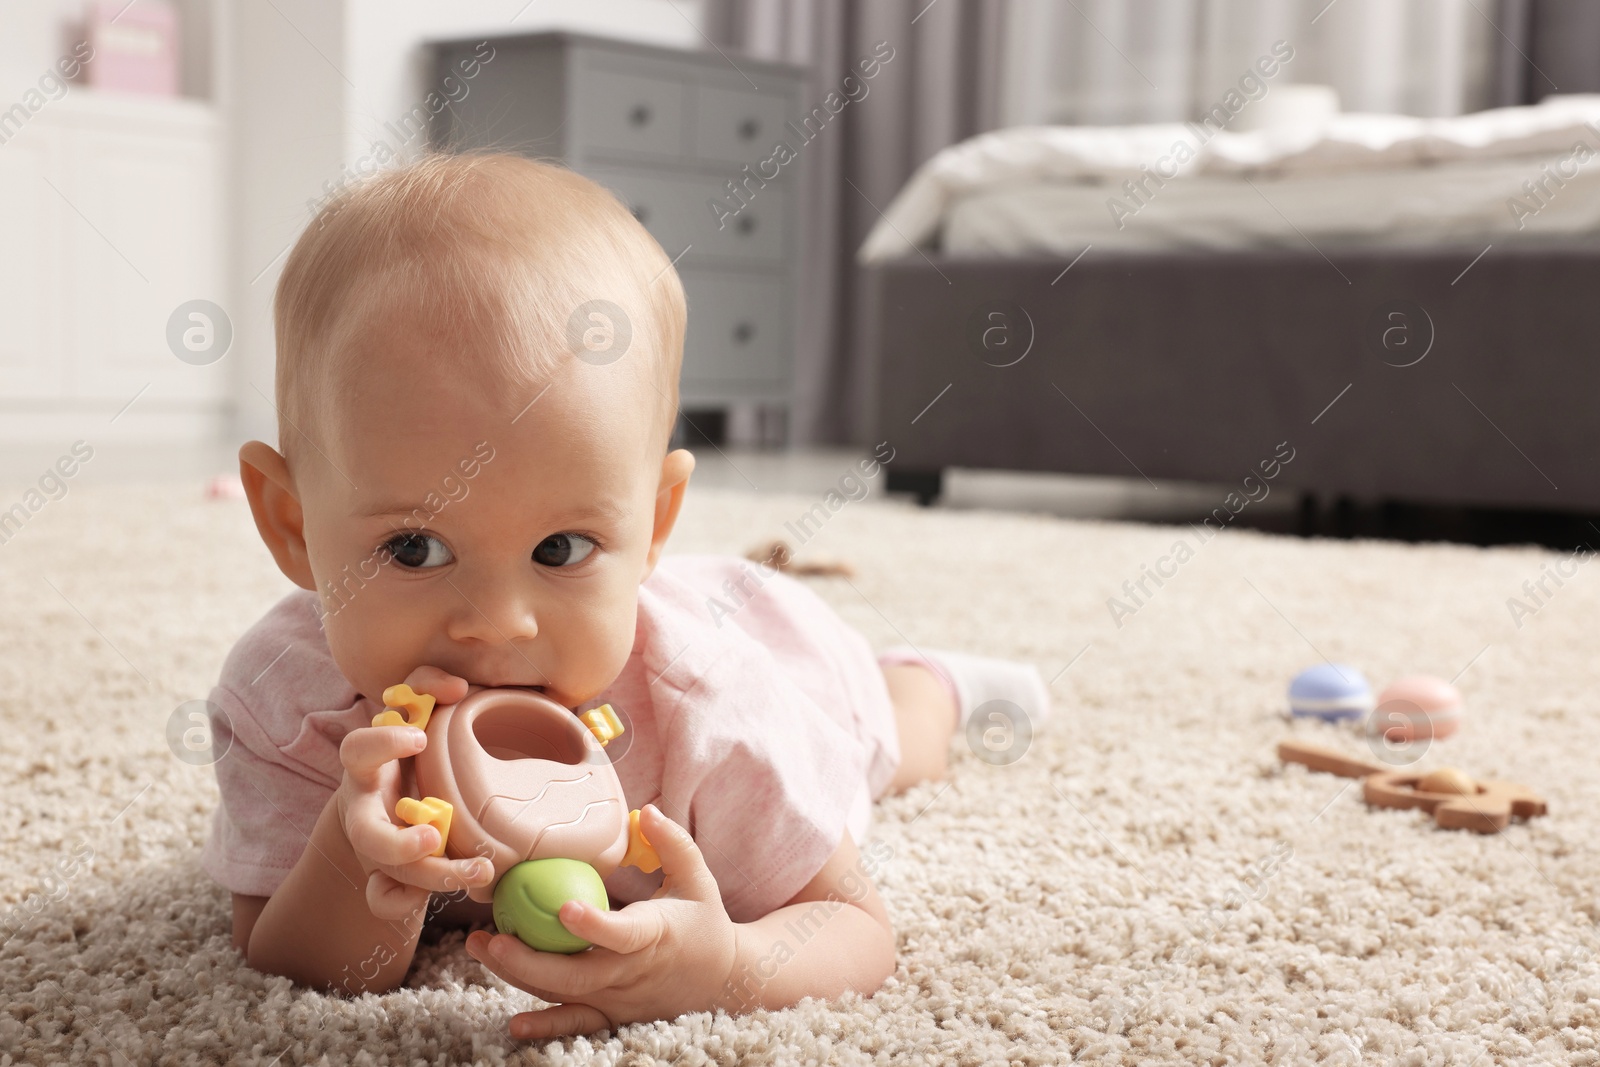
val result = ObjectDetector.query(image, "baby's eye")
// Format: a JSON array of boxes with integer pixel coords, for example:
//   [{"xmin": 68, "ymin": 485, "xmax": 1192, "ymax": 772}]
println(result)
[
  {"xmin": 532, "ymin": 533, "xmax": 596, "ymax": 568},
  {"xmin": 384, "ymin": 531, "xmax": 453, "ymax": 569}
]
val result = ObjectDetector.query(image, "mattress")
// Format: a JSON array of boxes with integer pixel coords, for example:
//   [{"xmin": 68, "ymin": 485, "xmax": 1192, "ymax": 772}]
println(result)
[
  {"xmin": 859, "ymin": 94, "xmax": 1600, "ymax": 261},
  {"xmin": 941, "ymin": 155, "xmax": 1600, "ymax": 256}
]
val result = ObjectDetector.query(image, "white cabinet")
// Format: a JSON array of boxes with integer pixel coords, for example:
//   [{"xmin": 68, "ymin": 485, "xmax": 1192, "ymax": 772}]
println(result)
[
  {"xmin": 0, "ymin": 90, "xmax": 225, "ymax": 439},
  {"xmin": 0, "ymin": 125, "xmax": 64, "ymax": 400}
]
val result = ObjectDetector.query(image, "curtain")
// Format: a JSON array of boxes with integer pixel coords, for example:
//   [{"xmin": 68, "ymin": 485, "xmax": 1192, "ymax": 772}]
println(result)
[
  {"xmin": 1001, "ymin": 0, "xmax": 1497, "ymax": 126},
  {"xmin": 704, "ymin": 0, "xmax": 1006, "ymax": 446},
  {"xmin": 1495, "ymin": 0, "xmax": 1600, "ymax": 106}
]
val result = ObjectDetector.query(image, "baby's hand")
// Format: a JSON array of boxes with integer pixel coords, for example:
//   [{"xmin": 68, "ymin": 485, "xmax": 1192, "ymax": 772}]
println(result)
[
  {"xmin": 465, "ymin": 804, "xmax": 738, "ymax": 1040},
  {"xmin": 337, "ymin": 666, "xmax": 492, "ymax": 920}
]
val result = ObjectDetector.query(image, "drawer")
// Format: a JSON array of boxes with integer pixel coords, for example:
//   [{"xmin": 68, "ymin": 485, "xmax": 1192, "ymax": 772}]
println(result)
[
  {"xmin": 584, "ymin": 166, "xmax": 698, "ymax": 259},
  {"xmin": 693, "ymin": 84, "xmax": 795, "ymax": 163},
  {"xmin": 571, "ymin": 63, "xmax": 686, "ymax": 159},
  {"xmin": 700, "ymin": 177, "xmax": 787, "ymax": 262},
  {"xmin": 586, "ymin": 166, "xmax": 788, "ymax": 264},
  {"xmin": 681, "ymin": 273, "xmax": 788, "ymax": 387}
]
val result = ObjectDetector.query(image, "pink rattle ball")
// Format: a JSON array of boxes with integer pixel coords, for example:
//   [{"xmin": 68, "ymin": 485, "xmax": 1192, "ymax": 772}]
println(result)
[{"xmin": 1367, "ymin": 675, "xmax": 1463, "ymax": 742}]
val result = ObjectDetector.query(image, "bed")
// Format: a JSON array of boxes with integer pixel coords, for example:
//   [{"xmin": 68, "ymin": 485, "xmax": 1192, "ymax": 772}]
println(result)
[{"xmin": 860, "ymin": 96, "xmax": 1600, "ymax": 516}]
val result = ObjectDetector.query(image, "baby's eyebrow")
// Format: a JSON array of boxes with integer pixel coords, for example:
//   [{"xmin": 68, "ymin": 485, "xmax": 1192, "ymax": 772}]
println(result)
[
  {"xmin": 546, "ymin": 499, "xmax": 631, "ymax": 525},
  {"xmin": 357, "ymin": 499, "xmax": 433, "ymax": 518},
  {"xmin": 354, "ymin": 498, "xmax": 631, "ymax": 523}
]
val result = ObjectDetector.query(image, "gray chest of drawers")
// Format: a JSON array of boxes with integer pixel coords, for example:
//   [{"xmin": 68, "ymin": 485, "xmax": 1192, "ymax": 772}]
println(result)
[{"xmin": 429, "ymin": 32, "xmax": 808, "ymax": 432}]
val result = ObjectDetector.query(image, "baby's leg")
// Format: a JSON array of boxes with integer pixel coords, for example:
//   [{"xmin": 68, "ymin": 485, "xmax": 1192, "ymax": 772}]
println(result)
[
  {"xmin": 882, "ymin": 663, "xmax": 958, "ymax": 795},
  {"xmin": 878, "ymin": 646, "xmax": 1053, "ymax": 795}
]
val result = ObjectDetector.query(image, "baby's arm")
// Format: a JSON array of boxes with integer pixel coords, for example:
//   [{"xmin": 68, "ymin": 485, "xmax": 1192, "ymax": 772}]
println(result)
[
  {"xmin": 465, "ymin": 810, "xmax": 895, "ymax": 1039},
  {"xmin": 234, "ymin": 669, "xmax": 492, "ymax": 993},
  {"xmin": 238, "ymin": 791, "xmax": 431, "ymax": 993},
  {"xmin": 716, "ymin": 831, "xmax": 896, "ymax": 1013}
]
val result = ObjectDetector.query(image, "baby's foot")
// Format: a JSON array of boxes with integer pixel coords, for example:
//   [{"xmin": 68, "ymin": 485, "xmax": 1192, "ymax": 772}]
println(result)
[{"xmin": 879, "ymin": 645, "xmax": 1052, "ymax": 731}]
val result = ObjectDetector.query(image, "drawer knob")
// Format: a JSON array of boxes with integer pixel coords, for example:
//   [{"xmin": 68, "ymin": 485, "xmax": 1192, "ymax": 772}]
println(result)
[
  {"xmin": 735, "ymin": 215, "xmax": 757, "ymax": 236},
  {"xmin": 629, "ymin": 104, "xmax": 652, "ymax": 127},
  {"xmin": 733, "ymin": 322, "xmax": 755, "ymax": 344},
  {"xmin": 631, "ymin": 205, "xmax": 650, "ymax": 225},
  {"xmin": 737, "ymin": 117, "xmax": 760, "ymax": 140}
]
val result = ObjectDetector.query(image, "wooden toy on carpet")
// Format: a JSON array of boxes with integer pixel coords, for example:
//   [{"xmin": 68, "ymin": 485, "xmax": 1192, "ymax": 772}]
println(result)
[
  {"xmin": 746, "ymin": 538, "xmax": 856, "ymax": 577},
  {"xmin": 1277, "ymin": 739, "xmax": 1547, "ymax": 833}
]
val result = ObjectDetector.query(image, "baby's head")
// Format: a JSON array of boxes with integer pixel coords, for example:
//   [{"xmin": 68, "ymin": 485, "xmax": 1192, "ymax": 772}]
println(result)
[{"xmin": 240, "ymin": 152, "xmax": 695, "ymax": 709}]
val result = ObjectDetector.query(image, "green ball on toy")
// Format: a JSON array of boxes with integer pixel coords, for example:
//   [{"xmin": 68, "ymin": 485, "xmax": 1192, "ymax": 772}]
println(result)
[{"xmin": 491, "ymin": 858, "xmax": 609, "ymax": 954}]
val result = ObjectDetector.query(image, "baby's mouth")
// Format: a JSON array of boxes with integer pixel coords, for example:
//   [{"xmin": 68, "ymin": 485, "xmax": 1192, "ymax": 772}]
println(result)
[{"xmin": 462, "ymin": 676, "xmax": 560, "ymax": 703}]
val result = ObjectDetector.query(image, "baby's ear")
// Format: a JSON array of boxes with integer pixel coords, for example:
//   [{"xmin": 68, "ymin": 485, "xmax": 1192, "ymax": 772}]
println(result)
[
  {"xmin": 642, "ymin": 448, "xmax": 695, "ymax": 581},
  {"xmin": 239, "ymin": 441, "xmax": 316, "ymax": 591}
]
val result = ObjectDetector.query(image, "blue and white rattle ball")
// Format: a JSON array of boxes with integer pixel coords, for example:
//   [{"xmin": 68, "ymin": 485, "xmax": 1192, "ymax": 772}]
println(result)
[{"xmin": 1287, "ymin": 663, "xmax": 1373, "ymax": 723}]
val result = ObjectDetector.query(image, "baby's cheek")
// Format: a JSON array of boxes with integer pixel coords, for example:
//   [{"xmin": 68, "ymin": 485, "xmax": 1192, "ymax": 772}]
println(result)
[
  {"xmin": 564, "ymin": 581, "xmax": 641, "ymax": 696},
  {"xmin": 323, "ymin": 586, "xmax": 433, "ymax": 698}
]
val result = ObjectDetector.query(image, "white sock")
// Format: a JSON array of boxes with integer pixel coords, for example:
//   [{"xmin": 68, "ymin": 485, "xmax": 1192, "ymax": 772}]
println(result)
[{"xmin": 878, "ymin": 645, "xmax": 1053, "ymax": 730}]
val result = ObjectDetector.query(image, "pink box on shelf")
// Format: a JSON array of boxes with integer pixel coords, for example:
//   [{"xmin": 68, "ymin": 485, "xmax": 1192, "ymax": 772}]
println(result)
[{"xmin": 86, "ymin": 0, "xmax": 181, "ymax": 97}]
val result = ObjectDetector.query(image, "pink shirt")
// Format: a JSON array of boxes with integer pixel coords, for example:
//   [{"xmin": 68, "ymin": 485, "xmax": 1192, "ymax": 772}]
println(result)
[{"xmin": 200, "ymin": 555, "xmax": 900, "ymax": 923}]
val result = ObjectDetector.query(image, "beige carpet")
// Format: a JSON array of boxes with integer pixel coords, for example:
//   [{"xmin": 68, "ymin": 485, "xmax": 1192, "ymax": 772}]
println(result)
[{"xmin": 2, "ymin": 481, "xmax": 1597, "ymax": 1066}]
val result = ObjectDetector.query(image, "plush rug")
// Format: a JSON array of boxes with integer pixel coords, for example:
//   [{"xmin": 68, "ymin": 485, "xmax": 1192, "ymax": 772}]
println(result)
[{"xmin": 1, "ymin": 480, "xmax": 1596, "ymax": 1066}]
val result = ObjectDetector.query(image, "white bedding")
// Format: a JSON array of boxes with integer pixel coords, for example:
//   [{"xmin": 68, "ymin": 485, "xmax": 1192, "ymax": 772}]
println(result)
[{"xmin": 858, "ymin": 95, "xmax": 1600, "ymax": 261}]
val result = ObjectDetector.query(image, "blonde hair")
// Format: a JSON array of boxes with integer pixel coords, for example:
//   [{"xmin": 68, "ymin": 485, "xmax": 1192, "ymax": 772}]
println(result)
[{"xmin": 272, "ymin": 151, "xmax": 685, "ymax": 470}]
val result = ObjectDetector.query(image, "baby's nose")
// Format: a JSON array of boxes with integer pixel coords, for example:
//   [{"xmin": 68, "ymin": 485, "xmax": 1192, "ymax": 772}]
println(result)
[{"xmin": 443, "ymin": 576, "xmax": 540, "ymax": 645}]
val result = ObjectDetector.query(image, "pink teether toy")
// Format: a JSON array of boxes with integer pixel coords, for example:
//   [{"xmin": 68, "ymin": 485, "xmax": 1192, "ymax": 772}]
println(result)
[{"xmin": 391, "ymin": 686, "xmax": 659, "ymax": 905}]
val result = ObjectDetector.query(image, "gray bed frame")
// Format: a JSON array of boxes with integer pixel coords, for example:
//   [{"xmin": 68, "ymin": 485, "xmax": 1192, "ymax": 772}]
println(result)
[{"xmin": 865, "ymin": 242, "xmax": 1600, "ymax": 516}]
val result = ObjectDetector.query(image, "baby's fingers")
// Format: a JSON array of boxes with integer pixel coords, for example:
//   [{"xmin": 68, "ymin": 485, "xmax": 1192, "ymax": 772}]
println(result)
[
  {"xmin": 364, "ymin": 858, "xmax": 493, "ymax": 921},
  {"xmin": 346, "ymin": 791, "xmax": 443, "ymax": 869},
  {"xmin": 382, "ymin": 853, "xmax": 495, "ymax": 897},
  {"xmin": 399, "ymin": 665, "xmax": 469, "ymax": 706},
  {"xmin": 340, "ymin": 723, "xmax": 427, "ymax": 788},
  {"xmin": 557, "ymin": 899, "xmax": 663, "ymax": 956},
  {"xmin": 366, "ymin": 869, "xmax": 430, "ymax": 921},
  {"xmin": 365, "ymin": 866, "xmax": 489, "ymax": 922},
  {"xmin": 510, "ymin": 1003, "xmax": 613, "ymax": 1041}
]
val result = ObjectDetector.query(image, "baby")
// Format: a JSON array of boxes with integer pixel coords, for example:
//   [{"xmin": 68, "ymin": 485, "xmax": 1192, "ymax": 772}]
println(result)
[{"xmin": 205, "ymin": 152, "xmax": 1052, "ymax": 1040}]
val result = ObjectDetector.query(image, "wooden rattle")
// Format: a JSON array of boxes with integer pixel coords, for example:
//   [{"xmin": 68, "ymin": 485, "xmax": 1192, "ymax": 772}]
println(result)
[
  {"xmin": 1277, "ymin": 740, "xmax": 1547, "ymax": 833},
  {"xmin": 745, "ymin": 538, "xmax": 857, "ymax": 578}
]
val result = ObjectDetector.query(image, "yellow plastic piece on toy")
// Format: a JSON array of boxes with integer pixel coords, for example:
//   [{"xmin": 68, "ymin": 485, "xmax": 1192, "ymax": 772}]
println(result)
[
  {"xmin": 371, "ymin": 683, "xmax": 437, "ymax": 731},
  {"xmin": 580, "ymin": 703, "xmax": 625, "ymax": 747},
  {"xmin": 621, "ymin": 807, "xmax": 660, "ymax": 873},
  {"xmin": 395, "ymin": 796, "xmax": 453, "ymax": 857}
]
